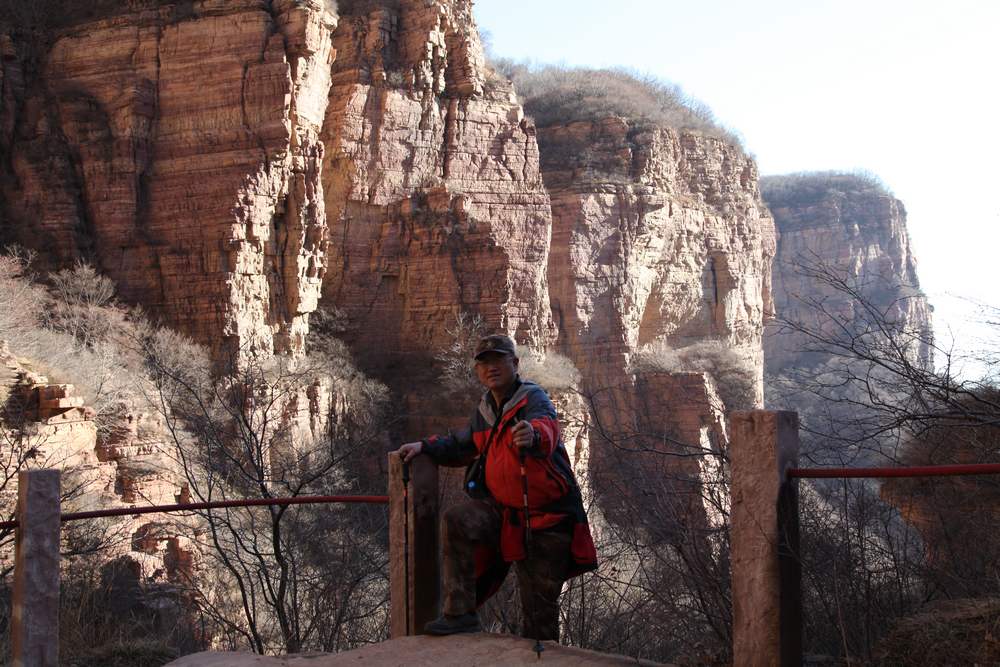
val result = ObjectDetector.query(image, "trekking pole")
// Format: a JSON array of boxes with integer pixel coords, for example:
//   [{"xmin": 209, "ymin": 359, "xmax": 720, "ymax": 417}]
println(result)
[
  {"xmin": 519, "ymin": 447, "xmax": 545, "ymax": 660},
  {"xmin": 402, "ymin": 457, "xmax": 411, "ymax": 636},
  {"xmin": 519, "ymin": 447, "xmax": 533, "ymax": 555}
]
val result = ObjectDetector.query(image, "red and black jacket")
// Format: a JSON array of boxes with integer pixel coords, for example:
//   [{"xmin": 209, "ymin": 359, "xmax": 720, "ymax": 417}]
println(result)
[{"xmin": 423, "ymin": 378, "xmax": 597, "ymax": 593}]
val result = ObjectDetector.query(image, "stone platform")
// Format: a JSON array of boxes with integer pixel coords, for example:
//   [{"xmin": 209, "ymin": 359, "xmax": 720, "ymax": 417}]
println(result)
[{"xmin": 166, "ymin": 633, "xmax": 668, "ymax": 666}]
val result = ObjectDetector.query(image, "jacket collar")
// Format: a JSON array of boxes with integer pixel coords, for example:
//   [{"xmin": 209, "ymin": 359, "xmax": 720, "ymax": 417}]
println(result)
[{"xmin": 478, "ymin": 376, "xmax": 534, "ymax": 427}]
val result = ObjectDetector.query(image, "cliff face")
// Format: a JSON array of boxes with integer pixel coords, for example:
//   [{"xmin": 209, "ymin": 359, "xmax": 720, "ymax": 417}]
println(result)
[
  {"xmin": 763, "ymin": 176, "xmax": 933, "ymax": 375},
  {"xmin": 2, "ymin": 0, "xmax": 337, "ymax": 360},
  {"xmin": 310, "ymin": 0, "xmax": 558, "ymax": 438},
  {"xmin": 319, "ymin": 0, "xmax": 555, "ymax": 369},
  {"xmin": 2, "ymin": 0, "xmax": 554, "ymax": 428},
  {"xmin": 540, "ymin": 116, "xmax": 772, "ymax": 484},
  {"xmin": 534, "ymin": 115, "xmax": 773, "ymax": 533},
  {"xmin": 1, "ymin": 0, "xmax": 777, "ymax": 533},
  {"xmin": 543, "ymin": 119, "xmax": 775, "ymax": 393}
]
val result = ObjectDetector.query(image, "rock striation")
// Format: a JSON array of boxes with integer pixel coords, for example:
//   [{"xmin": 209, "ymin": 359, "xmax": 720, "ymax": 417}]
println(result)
[
  {"xmin": 2, "ymin": 0, "xmax": 556, "ymax": 436},
  {"xmin": 319, "ymin": 0, "xmax": 555, "ymax": 366},
  {"xmin": 541, "ymin": 119, "xmax": 775, "ymax": 389},
  {"xmin": 537, "ymin": 114, "xmax": 774, "ymax": 527},
  {"xmin": 310, "ymin": 0, "xmax": 558, "ymax": 440},
  {"xmin": 2, "ymin": 0, "xmax": 338, "ymax": 360}
]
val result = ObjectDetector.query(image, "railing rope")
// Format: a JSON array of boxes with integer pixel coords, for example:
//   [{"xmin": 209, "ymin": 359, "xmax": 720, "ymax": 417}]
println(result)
[
  {"xmin": 788, "ymin": 462, "xmax": 1000, "ymax": 478},
  {"xmin": 0, "ymin": 493, "xmax": 390, "ymax": 531},
  {"xmin": 5, "ymin": 470, "xmax": 404, "ymax": 664}
]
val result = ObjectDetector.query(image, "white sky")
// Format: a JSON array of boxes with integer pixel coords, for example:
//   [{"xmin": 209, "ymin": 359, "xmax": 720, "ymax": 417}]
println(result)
[{"xmin": 474, "ymin": 0, "xmax": 1000, "ymax": 377}]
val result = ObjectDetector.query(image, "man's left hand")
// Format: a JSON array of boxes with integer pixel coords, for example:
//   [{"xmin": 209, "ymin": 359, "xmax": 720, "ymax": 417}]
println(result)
[{"xmin": 511, "ymin": 420, "xmax": 535, "ymax": 449}]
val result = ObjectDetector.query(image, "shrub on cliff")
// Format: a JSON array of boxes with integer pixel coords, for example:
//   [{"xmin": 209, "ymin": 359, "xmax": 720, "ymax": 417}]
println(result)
[
  {"xmin": 630, "ymin": 339, "xmax": 757, "ymax": 411},
  {"xmin": 500, "ymin": 63, "xmax": 737, "ymax": 142},
  {"xmin": 760, "ymin": 170, "xmax": 893, "ymax": 208},
  {"xmin": 435, "ymin": 312, "xmax": 488, "ymax": 397},
  {"xmin": 0, "ymin": 249, "xmax": 45, "ymax": 352},
  {"xmin": 1, "ymin": 251, "xmax": 395, "ymax": 655},
  {"xmin": 44, "ymin": 261, "xmax": 121, "ymax": 349},
  {"xmin": 0, "ymin": 251, "xmax": 139, "ymax": 433},
  {"xmin": 519, "ymin": 349, "xmax": 581, "ymax": 393},
  {"xmin": 142, "ymin": 332, "xmax": 392, "ymax": 654},
  {"xmin": 434, "ymin": 313, "xmax": 582, "ymax": 395}
]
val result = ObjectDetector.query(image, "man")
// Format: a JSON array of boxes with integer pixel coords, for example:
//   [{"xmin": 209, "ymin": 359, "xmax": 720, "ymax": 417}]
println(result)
[{"xmin": 397, "ymin": 334, "xmax": 597, "ymax": 639}]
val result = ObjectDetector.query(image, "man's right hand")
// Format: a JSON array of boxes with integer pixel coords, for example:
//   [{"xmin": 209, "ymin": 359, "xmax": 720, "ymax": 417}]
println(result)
[{"xmin": 398, "ymin": 441, "xmax": 424, "ymax": 463}]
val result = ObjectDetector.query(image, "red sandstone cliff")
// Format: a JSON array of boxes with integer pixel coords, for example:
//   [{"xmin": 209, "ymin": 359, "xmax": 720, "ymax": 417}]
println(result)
[
  {"xmin": 542, "ymin": 118, "xmax": 775, "ymax": 397},
  {"xmin": 762, "ymin": 173, "xmax": 932, "ymax": 375},
  {"xmin": 0, "ymin": 2, "xmax": 803, "ymax": 657},
  {"xmin": 318, "ymin": 0, "xmax": 555, "ymax": 372},
  {"xmin": 2, "ymin": 0, "xmax": 556, "ymax": 434},
  {"xmin": 2, "ymin": 0, "xmax": 337, "ymax": 360},
  {"xmin": 2, "ymin": 0, "xmax": 783, "ymax": 543},
  {"xmin": 503, "ymin": 95, "xmax": 772, "ymax": 540}
]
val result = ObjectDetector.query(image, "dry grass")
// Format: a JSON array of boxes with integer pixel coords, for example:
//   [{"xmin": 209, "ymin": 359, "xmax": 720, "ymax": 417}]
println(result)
[
  {"xmin": 0, "ymin": 254, "xmax": 148, "ymax": 433},
  {"xmin": 495, "ymin": 62, "xmax": 738, "ymax": 144},
  {"xmin": 874, "ymin": 598, "xmax": 1000, "ymax": 666},
  {"xmin": 760, "ymin": 170, "xmax": 892, "ymax": 209},
  {"xmin": 630, "ymin": 339, "xmax": 757, "ymax": 411},
  {"xmin": 518, "ymin": 349, "xmax": 580, "ymax": 392}
]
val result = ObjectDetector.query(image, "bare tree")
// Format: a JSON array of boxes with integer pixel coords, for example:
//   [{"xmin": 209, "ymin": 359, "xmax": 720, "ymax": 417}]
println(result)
[
  {"xmin": 767, "ymin": 255, "xmax": 1000, "ymax": 661},
  {"xmin": 140, "ymin": 331, "xmax": 393, "ymax": 654}
]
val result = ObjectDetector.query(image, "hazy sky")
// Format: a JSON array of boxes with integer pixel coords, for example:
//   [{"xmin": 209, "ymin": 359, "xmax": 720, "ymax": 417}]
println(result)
[{"xmin": 475, "ymin": 0, "xmax": 1000, "ymax": 376}]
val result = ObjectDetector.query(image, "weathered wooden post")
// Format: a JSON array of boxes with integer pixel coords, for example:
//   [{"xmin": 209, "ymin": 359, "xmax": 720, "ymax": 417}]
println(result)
[
  {"xmin": 730, "ymin": 411, "xmax": 801, "ymax": 667},
  {"xmin": 12, "ymin": 468, "xmax": 61, "ymax": 667},
  {"xmin": 388, "ymin": 452, "xmax": 439, "ymax": 637}
]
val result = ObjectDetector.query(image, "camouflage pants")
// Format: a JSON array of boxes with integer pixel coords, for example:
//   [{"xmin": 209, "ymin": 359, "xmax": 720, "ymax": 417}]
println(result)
[{"xmin": 441, "ymin": 498, "xmax": 572, "ymax": 641}]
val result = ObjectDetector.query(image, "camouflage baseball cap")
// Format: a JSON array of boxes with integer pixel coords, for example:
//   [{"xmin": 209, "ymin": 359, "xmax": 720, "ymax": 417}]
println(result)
[{"xmin": 474, "ymin": 334, "xmax": 517, "ymax": 360}]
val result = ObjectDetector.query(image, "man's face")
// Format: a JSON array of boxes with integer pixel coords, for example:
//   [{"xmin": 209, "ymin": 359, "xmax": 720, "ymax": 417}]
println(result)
[{"xmin": 475, "ymin": 352, "xmax": 518, "ymax": 394}]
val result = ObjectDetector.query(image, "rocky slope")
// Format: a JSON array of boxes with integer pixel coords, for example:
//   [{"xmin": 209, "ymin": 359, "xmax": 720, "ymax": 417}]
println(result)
[{"xmin": 0, "ymin": 344, "xmax": 193, "ymax": 583}]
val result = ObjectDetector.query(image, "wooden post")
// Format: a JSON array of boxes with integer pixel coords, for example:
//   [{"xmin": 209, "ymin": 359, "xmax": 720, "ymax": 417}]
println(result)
[
  {"xmin": 388, "ymin": 452, "xmax": 439, "ymax": 637},
  {"xmin": 12, "ymin": 469, "xmax": 61, "ymax": 667},
  {"xmin": 729, "ymin": 411, "xmax": 801, "ymax": 667}
]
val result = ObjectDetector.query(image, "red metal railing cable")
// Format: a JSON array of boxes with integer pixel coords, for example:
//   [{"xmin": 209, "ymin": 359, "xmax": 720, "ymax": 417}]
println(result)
[
  {"xmin": 788, "ymin": 463, "xmax": 1000, "ymax": 479},
  {"xmin": 0, "ymin": 493, "xmax": 389, "ymax": 530}
]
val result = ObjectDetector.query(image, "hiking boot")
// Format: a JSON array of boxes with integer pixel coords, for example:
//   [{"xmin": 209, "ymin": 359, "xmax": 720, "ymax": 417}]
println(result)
[{"xmin": 423, "ymin": 612, "xmax": 481, "ymax": 635}]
